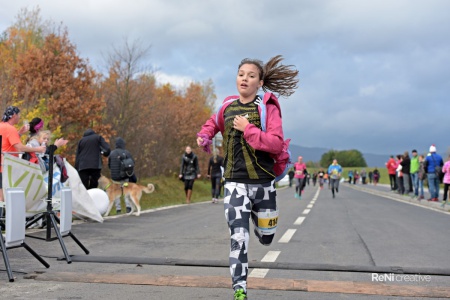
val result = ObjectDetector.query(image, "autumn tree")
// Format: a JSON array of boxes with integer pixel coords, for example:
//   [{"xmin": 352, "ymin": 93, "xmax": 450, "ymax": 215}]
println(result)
[
  {"xmin": 2, "ymin": 7, "xmax": 219, "ymax": 178},
  {"xmin": 120, "ymin": 80, "xmax": 215, "ymax": 177},
  {"xmin": 0, "ymin": 6, "xmax": 50, "ymax": 108},
  {"xmin": 101, "ymin": 38, "xmax": 154, "ymax": 138},
  {"xmin": 100, "ymin": 38, "xmax": 216, "ymax": 178},
  {"xmin": 1, "ymin": 7, "xmax": 112, "ymax": 162},
  {"xmin": 100, "ymin": 38, "xmax": 156, "ymax": 178}
]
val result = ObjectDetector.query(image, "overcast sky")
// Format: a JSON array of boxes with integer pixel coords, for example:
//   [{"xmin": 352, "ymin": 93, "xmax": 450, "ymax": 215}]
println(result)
[{"xmin": 1, "ymin": 0, "xmax": 449, "ymax": 156}]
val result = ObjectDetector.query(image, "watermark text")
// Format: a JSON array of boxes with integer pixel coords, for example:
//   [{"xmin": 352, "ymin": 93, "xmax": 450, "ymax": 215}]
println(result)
[{"xmin": 371, "ymin": 273, "xmax": 431, "ymax": 282}]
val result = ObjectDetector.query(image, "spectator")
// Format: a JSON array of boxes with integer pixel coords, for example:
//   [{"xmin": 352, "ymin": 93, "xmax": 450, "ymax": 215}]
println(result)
[
  {"xmin": 348, "ymin": 170, "xmax": 353, "ymax": 184},
  {"xmin": 26, "ymin": 130, "xmax": 67, "ymax": 172},
  {"xmin": 353, "ymin": 170, "xmax": 359, "ymax": 184},
  {"xmin": 424, "ymin": 145, "xmax": 443, "ymax": 201},
  {"xmin": 410, "ymin": 149, "xmax": 420, "ymax": 199},
  {"xmin": 360, "ymin": 168, "xmax": 367, "ymax": 184},
  {"xmin": 108, "ymin": 137, "xmax": 136, "ymax": 214},
  {"xmin": 0, "ymin": 106, "xmax": 46, "ymax": 212},
  {"xmin": 373, "ymin": 168, "xmax": 380, "ymax": 186},
  {"xmin": 28, "ymin": 117, "xmax": 44, "ymax": 141},
  {"xmin": 207, "ymin": 149, "xmax": 224, "ymax": 204},
  {"xmin": 396, "ymin": 154, "xmax": 404, "ymax": 195},
  {"xmin": 386, "ymin": 155, "xmax": 397, "ymax": 191},
  {"xmin": 417, "ymin": 154, "xmax": 426, "ymax": 200},
  {"xmin": 179, "ymin": 146, "xmax": 201, "ymax": 204},
  {"xmin": 400, "ymin": 151, "xmax": 411, "ymax": 196},
  {"xmin": 75, "ymin": 128, "xmax": 110, "ymax": 190},
  {"xmin": 442, "ymin": 154, "xmax": 450, "ymax": 205}
]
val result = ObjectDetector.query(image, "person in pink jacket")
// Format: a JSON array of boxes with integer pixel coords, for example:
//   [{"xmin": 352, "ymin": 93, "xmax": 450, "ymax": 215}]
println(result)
[
  {"xmin": 294, "ymin": 156, "xmax": 307, "ymax": 199},
  {"xmin": 196, "ymin": 55, "xmax": 298, "ymax": 300},
  {"xmin": 442, "ymin": 155, "xmax": 450, "ymax": 206}
]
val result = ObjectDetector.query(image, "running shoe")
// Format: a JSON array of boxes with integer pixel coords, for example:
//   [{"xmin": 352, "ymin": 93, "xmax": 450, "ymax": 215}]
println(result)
[{"xmin": 234, "ymin": 288, "xmax": 247, "ymax": 300}]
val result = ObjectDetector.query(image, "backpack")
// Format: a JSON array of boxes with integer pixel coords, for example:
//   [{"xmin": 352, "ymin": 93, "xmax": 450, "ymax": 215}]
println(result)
[
  {"xmin": 120, "ymin": 152, "xmax": 135, "ymax": 178},
  {"xmin": 215, "ymin": 93, "xmax": 292, "ymax": 182},
  {"xmin": 55, "ymin": 155, "xmax": 69, "ymax": 183}
]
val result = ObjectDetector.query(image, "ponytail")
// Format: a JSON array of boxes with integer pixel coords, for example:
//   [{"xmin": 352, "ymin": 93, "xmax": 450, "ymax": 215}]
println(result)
[{"xmin": 238, "ymin": 55, "xmax": 299, "ymax": 98}]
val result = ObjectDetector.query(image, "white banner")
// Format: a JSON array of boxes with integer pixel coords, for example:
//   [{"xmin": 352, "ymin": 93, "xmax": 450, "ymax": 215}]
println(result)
[{"xmin": 2, "ymin": 153, "xmax": 103, "ymax": 223}]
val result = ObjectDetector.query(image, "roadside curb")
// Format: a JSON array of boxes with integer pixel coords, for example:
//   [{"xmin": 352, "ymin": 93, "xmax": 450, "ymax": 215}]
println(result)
[{"xmin": 347, "ymin": 184, "xmax": 450, "ymax": 215}]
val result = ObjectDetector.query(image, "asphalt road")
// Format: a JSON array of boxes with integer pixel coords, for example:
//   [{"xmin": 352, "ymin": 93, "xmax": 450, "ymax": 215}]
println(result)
[{"xmin": 1, "ymin": 182, "xmax": 450, "ymax": 299}]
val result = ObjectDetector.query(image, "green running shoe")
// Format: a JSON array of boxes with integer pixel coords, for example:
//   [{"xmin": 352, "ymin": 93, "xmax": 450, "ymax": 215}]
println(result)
[{"xmin": 234, "ymin": 288, "xmax": 247, "ymax": 300}]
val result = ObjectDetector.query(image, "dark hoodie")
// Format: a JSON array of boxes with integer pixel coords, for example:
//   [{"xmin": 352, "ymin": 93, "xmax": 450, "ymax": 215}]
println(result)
[
  {"xmin": 75, "ymin": 129, "xmax": 110, "ymax": 171},
  {"xmin": 108, "ymin": 137, "xmax": 134, "ymax": 181}
]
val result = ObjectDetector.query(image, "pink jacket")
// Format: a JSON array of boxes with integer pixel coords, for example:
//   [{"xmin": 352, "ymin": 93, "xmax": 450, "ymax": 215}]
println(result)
[
  {"xmin": 197, "ymin": 92, "xmax": 288, "ymax": 176},
  {"xmin": 294, "ymin": 162, "xmax": 306, "ymax": 179},
  {"xmin": 443, "ymin": 161, "xmax": 450, "ymax": 184}
]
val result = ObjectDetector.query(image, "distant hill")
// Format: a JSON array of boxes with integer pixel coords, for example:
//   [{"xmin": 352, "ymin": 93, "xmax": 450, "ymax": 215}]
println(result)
[{"xmin": 289, "ymin": 144, "xmax": 389, "ymax": 167}]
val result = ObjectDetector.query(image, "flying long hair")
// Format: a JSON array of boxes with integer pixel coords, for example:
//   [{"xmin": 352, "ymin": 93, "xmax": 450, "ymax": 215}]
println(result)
[{"xmin": 238, "ymin": 55, "xmax": 299, "ymax": 97}]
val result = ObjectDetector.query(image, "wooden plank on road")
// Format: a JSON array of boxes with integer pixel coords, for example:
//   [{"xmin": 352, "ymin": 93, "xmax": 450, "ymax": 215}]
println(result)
[{"xmin": 26, "ymin": 272, "xmax": 450, "ymax": 298}]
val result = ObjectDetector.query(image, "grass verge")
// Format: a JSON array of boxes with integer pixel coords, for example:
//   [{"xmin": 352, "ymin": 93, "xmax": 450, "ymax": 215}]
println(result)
[{"xmin": 111, "ymin": 176, "xmax": 214, "ymax": 215}]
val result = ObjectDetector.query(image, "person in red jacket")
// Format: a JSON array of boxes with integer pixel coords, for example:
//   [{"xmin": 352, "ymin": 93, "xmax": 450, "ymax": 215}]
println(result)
[{"xmin": 386, "ymin": 155, "xmax": 398, "ymax": 191}]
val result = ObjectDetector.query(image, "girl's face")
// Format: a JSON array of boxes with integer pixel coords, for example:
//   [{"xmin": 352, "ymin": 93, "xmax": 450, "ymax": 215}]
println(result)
[
  {"xmin": 39, "ymin": 134, "xmax": 50, "ymax": 145},
  {"xmin": 236, "ymin": 63, "xmax": 263, "ymax": 99}
]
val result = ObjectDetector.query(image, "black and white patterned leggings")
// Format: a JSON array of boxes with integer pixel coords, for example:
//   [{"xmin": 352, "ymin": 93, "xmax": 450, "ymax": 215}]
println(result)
[{"xmin": 223, "ymin": 180, "xmax": 277, "ymax": 292}]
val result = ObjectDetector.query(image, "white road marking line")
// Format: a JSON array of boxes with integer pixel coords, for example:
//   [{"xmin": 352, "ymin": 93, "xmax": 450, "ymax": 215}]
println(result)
[
  {"xmin": 312, "ymin": 187, "xmax": 321, "ymax": 201},
  {"xmin": 294, "ymin": 216, "xmax": 305, "ymax": 225},
  {"xmin": 261, "ymin": 250, "xmax": 280, "ymax": 262},
  {"xmin": 252, "ymin": 187, "xmax": 322, "ymax": 277},
  {"xmin": 278, "ymin": 229, "xmax": 297, "ymax": 243},
  {"xmin": 249, "ymin": 251, "xmax": 280, "ymax": 278},
  {"xmin": 249, "ymin": 268, "xmax": 269, "ymax": 278}
]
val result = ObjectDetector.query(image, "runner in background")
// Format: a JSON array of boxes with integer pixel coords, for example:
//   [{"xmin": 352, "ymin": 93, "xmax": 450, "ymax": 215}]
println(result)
[
  {"xmin": 294, "ymin": 156, "xmax": 307, "ymax": 199},
  {"xmin": 328, "ymin": 159, "xmax": 342, "ymax": 198}
]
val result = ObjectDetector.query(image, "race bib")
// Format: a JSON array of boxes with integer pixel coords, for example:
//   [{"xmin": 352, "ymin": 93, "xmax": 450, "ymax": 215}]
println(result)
[{"xmin": 256, "ymin": 209, "xmax": 279, "ymax": 235}]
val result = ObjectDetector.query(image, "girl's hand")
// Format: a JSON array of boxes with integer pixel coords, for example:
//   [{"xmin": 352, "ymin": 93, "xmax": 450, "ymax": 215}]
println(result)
[
  {"xmin": 197, "ymin": 136, "xmax": 204, "ymax": 147},
  {"xmin": 233, "ymin": 115, "xmax": 249, "ymax": 132}
]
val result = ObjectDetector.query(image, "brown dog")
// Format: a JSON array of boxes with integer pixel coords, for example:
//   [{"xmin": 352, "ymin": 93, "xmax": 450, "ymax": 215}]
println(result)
[{"xmin": 98, "ymin": 175, "xmax": 155, "ymax": 217}]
